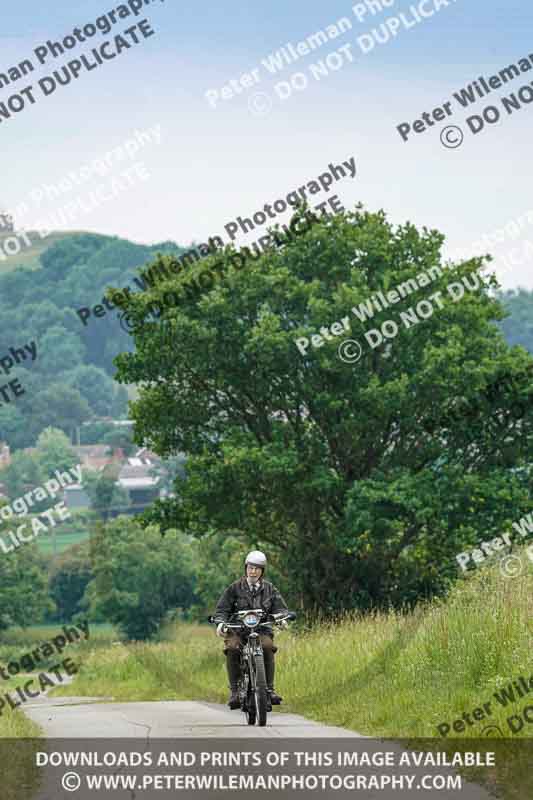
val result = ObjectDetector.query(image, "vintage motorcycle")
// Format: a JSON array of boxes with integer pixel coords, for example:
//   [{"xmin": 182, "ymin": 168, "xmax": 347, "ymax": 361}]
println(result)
[{"xmin": 209, "ymin": 608, "xmax": 296, "ymax": 726}]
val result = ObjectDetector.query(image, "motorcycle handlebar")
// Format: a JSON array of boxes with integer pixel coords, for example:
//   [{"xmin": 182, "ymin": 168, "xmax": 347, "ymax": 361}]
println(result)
[{"xmin": 207, "ymin": 611, "xmax": 297, "ymax": 625}]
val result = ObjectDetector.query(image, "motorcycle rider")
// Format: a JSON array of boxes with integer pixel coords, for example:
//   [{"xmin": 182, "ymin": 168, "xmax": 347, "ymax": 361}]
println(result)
[{"xmin": 214, "ymin": 550, "xmax": 288, "ymax": 709}]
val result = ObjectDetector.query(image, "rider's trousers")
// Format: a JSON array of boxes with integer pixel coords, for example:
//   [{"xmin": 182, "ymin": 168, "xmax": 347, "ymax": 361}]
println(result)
[
  {"xmin": 223, "ymin": 633, "xmax": 277, "ymax": 690},
  {"xmin": 263, "ymin": 646, "xmax": 275, "ymax": 690},
  {"xmin": 225, "ymin": 649, "xmax": 241, "ymax": 690}
]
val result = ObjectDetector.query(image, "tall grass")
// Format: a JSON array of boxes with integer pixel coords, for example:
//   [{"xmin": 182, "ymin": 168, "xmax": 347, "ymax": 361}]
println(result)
[
  {"xmin": 52, "ymin": 548, "xmax": 532, "ymax": 740},
  {"xmin": 5, "ymin": 553, "xmax": 531, "ymax": 798}
]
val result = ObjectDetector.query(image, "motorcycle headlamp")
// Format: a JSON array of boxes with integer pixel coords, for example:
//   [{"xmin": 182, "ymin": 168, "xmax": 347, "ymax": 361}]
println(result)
[{"xmin": 243, "ymin": 612, "xmax": 259, "ymax": 627}]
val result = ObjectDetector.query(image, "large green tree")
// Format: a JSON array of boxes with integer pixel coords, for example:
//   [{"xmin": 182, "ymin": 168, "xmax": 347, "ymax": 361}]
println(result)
[
  {"xmin": 85, "ymin": 518, "xmax": 197, "ymax": 639},
  {"xmin": 113, "ymin": 206, "xmax": 533, "ymax": 612},
  {"xmin": 0, "ymin": 518, "xmax": 53, "ymax": 632}
]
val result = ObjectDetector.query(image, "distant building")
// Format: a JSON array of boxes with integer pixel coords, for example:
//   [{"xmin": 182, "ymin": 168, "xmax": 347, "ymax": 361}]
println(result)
[
  {"xmin": 72, "ymin": 444, "xmax": 124, "ymax": 471},
  {"xmin": 63, "ymin": 484, "xmax": 91, "ymax": 511},
  {"xmin": 115, "ymin": 450, "xmax": 161, "ymax": 516}
]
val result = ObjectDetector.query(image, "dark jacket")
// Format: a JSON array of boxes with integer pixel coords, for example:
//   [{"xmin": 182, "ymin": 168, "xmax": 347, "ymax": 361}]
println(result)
[{"xmin": 214, "ymin": 577, "xmax": 288, "ymax": 630}]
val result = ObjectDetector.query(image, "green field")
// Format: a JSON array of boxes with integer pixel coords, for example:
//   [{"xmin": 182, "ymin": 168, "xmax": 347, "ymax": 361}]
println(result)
[
  {"xmin": 36, "ymin": 528, "xmax": 90, "ymax": 556},
  {"xmin": 27, "ymin": 509, "xmax": 97, "ymax": 557},
  {"xmin": 0, "ymin": 230, "xmax": 89, "ymax": 274}
]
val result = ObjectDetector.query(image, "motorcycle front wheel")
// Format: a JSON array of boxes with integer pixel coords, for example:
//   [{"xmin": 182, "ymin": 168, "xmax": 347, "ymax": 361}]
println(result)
[
  {"xmin": 246, "ymin": 692, "xmax": 257, "ymax": 725},
  {"xmin": 242, "ymin": 671, "xmax": 256, "ymax": 725},
  {"xmin": 254, "ymin": 652, "xmax": 268, "ymax": 726}
]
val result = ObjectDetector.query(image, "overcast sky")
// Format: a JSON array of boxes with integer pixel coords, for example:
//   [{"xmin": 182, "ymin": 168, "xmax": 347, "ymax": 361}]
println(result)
[{"xmin": 2, "ymin": 0, "xmax": 533, "ymax": 288}]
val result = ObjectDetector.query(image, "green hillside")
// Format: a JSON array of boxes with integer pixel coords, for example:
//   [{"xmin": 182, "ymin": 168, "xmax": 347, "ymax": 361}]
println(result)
[
  {"xmin": 0, "ymin": 230, "xmax": 89, "ymax": 274},
  {"xmin": 0, "ymin": 228, "xmax": 531, "ymax": 455},
  {"xmin": 0, "ymin": 231, "xmax": 184, "ymax": 450}
]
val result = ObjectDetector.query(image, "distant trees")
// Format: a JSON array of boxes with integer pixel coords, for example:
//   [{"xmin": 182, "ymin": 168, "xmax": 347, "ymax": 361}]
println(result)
[
  {"xmin": 111, "ymin": 385, "xmax": 130, "ymax": 418},
  {"xmin": 0, "ymin": 530, "xmax": 52, "ymax": 632},
  {"xmin": 0, "ymin": 231, "xmax": 529, "ymax": 457},
  {"xmin": 82, "ymin": 471, "xmax": 130, "ymax": 518},
  {"xmin": 33, "ymin": 385, "xmax": 91, "ymax": 442},
  {"xmin": 38, "ymin": 325, "xmax": 86, "ymax": 375},
  {"xmin": 149, "ymin": 454, "xmax": 187, "ymax": 494},
  {"xmin": 0, "ymin": 232, "xmax": 182, "ymax": 448},
  {"xmin": 1, "ymin": 451, "xmax": 45, "ymax": 501},
  {"xmin": 1, "ymin": 427, "xmax": 77, "ymax": 501},
  {"xmin": 85, "ymin": 518, "xmax": 197, "ymax": 639},
  {"xmin": 498, "ymin": 288, "xmax": 533, "ymax": 354},
  {"xmin": 49, "ymin": 542, "xmax": 92, "ymax": 622},
  {"xmin": 35, "ymin": 427, "xmax": 78, "ymax": 475},
  {"xmin": 80, "ymin": 421, "xmax": 117, "ymax": 444},
  {"xmin": 67, "ymin": 365, "xmax": 115, "ymax": 417},
  {"xmin": 40, "ymin": 234, "xmax": 109, "ymax": 282},
  {"xmin": 102, "ymin": 427, "xmax": 135, "ymax": 456},
  {"xmin": 0, "ymin": 405, "xmax": 27, "ymax": 450}
]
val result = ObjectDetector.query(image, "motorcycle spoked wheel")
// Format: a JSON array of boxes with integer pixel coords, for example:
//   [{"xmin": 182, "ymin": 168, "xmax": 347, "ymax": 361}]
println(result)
[
  {"xmin": 254, "ymin": 652, "xmax": 269, "ymax": 727},
  {"xmin": 241, "ymin": 663, "xmax": 256, "ymax": 725},
  {"xmin": 246, "ymin": 689, "xmax": 257, "ymax": 725}
]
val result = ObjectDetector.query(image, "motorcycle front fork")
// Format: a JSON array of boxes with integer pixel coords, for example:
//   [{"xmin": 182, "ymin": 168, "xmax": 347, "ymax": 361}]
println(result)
[{"xmin": 240, "ymin": 643, "xmax": 260, "ymax": 703}]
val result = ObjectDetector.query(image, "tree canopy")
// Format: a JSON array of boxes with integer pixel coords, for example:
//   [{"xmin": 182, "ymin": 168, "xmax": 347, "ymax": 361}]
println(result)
[
  {"xmin": 85, "ymin": 518, "xmax": 197, "ymax": 639},
  {"xmin": 0, "ymin": 531, "xmax": 52, "ymax": 632},
  {"xmin": 113, "ymin": 205, "xmax": 533, "ymax": 613}
]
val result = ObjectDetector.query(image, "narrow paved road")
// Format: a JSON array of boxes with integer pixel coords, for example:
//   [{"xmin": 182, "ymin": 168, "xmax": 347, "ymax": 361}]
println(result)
[
  {"xmin": 24, "ymin": 695, "xmax": 493, "ymax": 800},
  {"xmin": 25, "ymin": 694, "xmax": 361, "ymax": 737}
]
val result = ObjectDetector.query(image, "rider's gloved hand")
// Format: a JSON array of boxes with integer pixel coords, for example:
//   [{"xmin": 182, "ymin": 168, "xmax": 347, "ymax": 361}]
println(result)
[{"xmin": 216, "ymin": 622, "xmax": 227, "ymax": 637}]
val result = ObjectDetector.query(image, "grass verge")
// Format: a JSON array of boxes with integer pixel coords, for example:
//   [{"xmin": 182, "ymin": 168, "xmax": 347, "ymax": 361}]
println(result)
[
  {"xmin": 52, "ymin": 549, "xmax": 532, "ymax": 741},
  {"xmin": 0, "ymin": 625, "xmax": 117, "ymax": 798},
  {"xmin": 3, "ymin": 551, "xmax": 531, "ymax": 797}
]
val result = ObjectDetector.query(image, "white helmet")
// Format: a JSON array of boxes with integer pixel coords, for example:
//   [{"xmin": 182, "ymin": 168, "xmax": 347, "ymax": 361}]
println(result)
[{"xmin": 245, "ymin": 550, "xmax": 267, "ymax": 571}]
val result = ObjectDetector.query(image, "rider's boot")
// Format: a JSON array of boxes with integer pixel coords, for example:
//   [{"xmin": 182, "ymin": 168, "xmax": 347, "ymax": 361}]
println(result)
[
  {"xmin": 225, "ymin": 650, "xmax": 241, "ymax": 709},
  {"xmin": 263, "ymin": 648, "xmax": 282, "ymax": 705}
]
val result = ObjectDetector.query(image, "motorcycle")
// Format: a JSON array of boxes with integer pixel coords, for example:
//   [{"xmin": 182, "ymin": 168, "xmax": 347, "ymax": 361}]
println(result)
[{"xmin": 208, "ymin": 609, "xmax": 296, "ymax": 726}]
